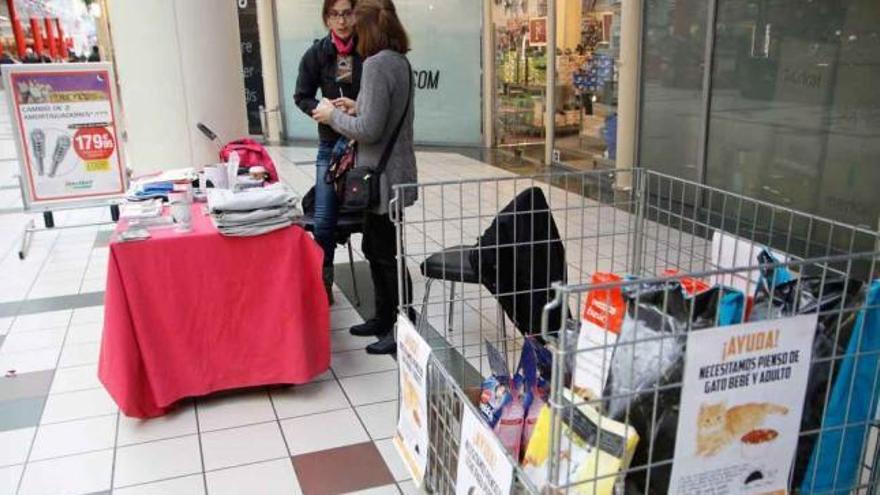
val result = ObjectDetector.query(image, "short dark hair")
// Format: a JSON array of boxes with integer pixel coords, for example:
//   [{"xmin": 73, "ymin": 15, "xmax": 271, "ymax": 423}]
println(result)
[
  {"xmin": 322, "ymin": 0, "xmax": 356, "ymax": 24},
  {"xmin": 354, "ymin": 0, "xmax": 410, "ymax": 58}
]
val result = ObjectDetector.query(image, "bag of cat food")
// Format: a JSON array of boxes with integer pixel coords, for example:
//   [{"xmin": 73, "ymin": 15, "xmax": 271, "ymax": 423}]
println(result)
[
  {"xmin": 479, "ymin": 340, "xmax": 526, "ymax": 457},
  {"xmin": 519, "ymin": 339, "xmax": 551, "ymax": 451},
  {"xmin": 523, "ymin": 388, "xmax": 639, "ymax": 494}
]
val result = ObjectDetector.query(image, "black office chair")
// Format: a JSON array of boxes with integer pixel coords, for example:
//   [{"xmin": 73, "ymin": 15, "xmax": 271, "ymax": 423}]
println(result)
[{"xmin": 418, "ymin": 245, "xmax": 508, "ymax": 352}]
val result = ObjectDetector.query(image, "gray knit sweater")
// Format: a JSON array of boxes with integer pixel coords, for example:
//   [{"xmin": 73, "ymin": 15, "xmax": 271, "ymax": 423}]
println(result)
[{"xmin": 329, "ymin": 50, "xmax": 418, "ymax": 215}]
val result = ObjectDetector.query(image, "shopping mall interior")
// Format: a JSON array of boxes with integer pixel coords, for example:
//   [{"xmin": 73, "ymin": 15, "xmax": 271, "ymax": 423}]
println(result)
[{"xmin": 0, "ymin": 0, "xmax": 878, "ymax": 494}]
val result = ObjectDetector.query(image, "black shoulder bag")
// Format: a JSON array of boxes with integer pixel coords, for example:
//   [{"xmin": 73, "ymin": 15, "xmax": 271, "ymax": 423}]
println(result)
[{"xmin": 329, "ymin": 59, "xmax": 412, "ymax": 213}]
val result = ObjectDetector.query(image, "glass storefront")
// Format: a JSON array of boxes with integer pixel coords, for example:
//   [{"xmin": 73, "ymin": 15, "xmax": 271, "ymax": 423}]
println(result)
[
  {"xmin": 639, "ymin": 0, "xmax": 880, "ymax": 237},
  {"xmin": 274, "ymin": 0, "xmax": 483, "ymax": 146},
  {"xmin": 490, "ymin": 0, "xmax": 622, "ymax": 170}
]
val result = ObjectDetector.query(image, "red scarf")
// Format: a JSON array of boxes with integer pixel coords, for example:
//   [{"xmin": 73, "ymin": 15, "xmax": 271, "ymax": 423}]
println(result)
[{"xmin": 331, "ymin": 31, "xmax": 354, "ymax": 56}]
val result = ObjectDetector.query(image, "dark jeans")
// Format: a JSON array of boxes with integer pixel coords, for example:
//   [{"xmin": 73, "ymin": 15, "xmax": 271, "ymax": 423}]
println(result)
[
  {"xmin": 362, "ymin": 212, "xmax": 413, "ymax": 326},
  {"xmin": 315, "ymin": 138, "xmax": 347, "ymax": 268}
]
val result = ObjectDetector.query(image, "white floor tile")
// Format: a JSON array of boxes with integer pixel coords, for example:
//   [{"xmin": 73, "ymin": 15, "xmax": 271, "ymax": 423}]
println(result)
[
  {"xmin": 197, "ymin": 390, "xmax": 276, "ymax": 432},
  {"xmin": 40, "ymin": 388, "xmax": 117, "ymax": 424},
  {"xmin": 29, "ymin": 414, "xmax": 116, "ymax": 461},
  {"xmin": 331, "ymin": 310, "xmax": 365, "ymax": 331},
  {"xmin": 113, "ymin": 435, "xmax": 203, "ymax": 488},
  {"xmin": 355, "ymin": 401, "xmax": 398, "ymax": 440},
  {"xmin": 331, "ymin": 330, "xmax": 376, "ymax": 353},
  {"xmin": 281, "ymin": 408, "xmax": 368, "ymax": 456},
  {"xmin": 10, "ymin": 311, "xmax": 71, "ymax": 333},
  {"xmin": 0, "ymin": 347, "xmax": 61, "ymax": 375},
  {"xmin": 114, "ymin": 474, "xmax": 205, "ymax": 495},
  {"xmin": 18, "ymin": 449, "xmax": 113, "ymax": 495},
  {"xmin": 0, "ymin": 327, "xmax": 66, "ymax": 353},
  {"xmin": 117, "ymin": 403, "xmax": 197, "ymax": 446},
  {"xmin": 70, "ymin": 306, "xmax": 104, "ymax": 326},
  {"xmin": 57, "ymin": 341, "xmax": 100, "ymax": 368},
  {"xmin": 0, "ymin": 427, "xmax": 34, "ymax": 467},
  {"xmin": 206, "ymin": 458, "xmax": 302, "ymax": 495},
  {"xmin": 349, "ymin": 484, "xmax": 401, "ymax": 495},
  {"xmin": 397, "ymin": 479, "xmax": 420, "ymax": 495},
  {"xmin": 332, "ymin": 350, "xmax": 397, "ymax": 378},
  {"xmin": 374, "ymin": 438, "xmax": 410, "ymax": 482},
  {"xmin": 49, "ymin": 364, "xmax": 101, "ymax": 394},
  {"xmin": 65, "ymin": 322, "xmax": 102, "ymax": 344},
  {"xmin": 0, "ymin": 464, "xmax": 23, "ymax": 495},
  {"xmin": 271, "ymin": 380, "xmax": 349, "ymax": 419},
  {"xmin": 200, "ymin": 422, "xmax": 288, "ymax": 471},
  {"xmin": 340, "ymin": 370, "xmax": 399, "ymax": 406},
  {"xmin": 0, "ymin": 317, "xmax": 12, "ymax": 336}
]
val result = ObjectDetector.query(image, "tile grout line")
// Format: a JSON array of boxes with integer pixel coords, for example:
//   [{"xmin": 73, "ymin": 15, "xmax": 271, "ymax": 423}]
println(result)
[
  {"xmin": 193, "ymin": 400, "xmax": 210, "ymax": 495},
  {"xmin": 332, "ymin": 366, "xmax": 379, "ymax": 445},
  {"xmin": 109, "ymin": 410, "xmax": 121, "ymax": 491},
  {"xmin": 14, "ymin": 307, "xmax": 75, "ymax": 495},
  {"xmin": 266, "ymin": 386, "xmax": 296, "ymax": 462}
]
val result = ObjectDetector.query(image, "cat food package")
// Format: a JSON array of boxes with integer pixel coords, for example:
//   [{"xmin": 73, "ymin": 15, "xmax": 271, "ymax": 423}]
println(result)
[
  {"xmin": 519, "ymin": 339, "xmax": 551, "ymax": 450},
  {"xmin": 478, "ymin": 340, "xmax": 514, "ymax": 428},
  {"xmin": 523, "ymin": 389, "xmax": 639, "ymax": 494},
  {"xmin": 479, "ymin": 340, "xmax": 526, "ymax": 458},
  {"xmin": 572, "ymin": 272, "xmax": 627, "ymax": 402}
]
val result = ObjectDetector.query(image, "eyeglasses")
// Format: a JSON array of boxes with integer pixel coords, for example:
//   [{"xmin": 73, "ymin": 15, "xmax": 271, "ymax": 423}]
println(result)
[{"xmin": 328, "ymin": 10, "xmax": 354, "ymax": 21}]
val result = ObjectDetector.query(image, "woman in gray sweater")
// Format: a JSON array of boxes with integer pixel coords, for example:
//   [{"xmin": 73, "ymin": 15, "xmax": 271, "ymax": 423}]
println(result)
[{"xmin": 313, "ymin": 0, "xmax": 416, "ymax": 355}]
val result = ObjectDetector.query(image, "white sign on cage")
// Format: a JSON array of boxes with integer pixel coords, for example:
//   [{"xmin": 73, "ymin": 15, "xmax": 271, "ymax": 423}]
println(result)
[
  {"xmin": 669, "ymin": 314, "xmax": 817, "ymax": 494},
  {"xmin": 394, "ymin": 315, "xmax": 431, "ymax": 486}
]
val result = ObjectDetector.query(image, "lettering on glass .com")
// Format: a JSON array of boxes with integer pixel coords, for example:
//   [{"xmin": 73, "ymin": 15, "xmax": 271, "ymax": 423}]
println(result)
[{"xmin": 412, "ymin": 70, "xmax": 440, "ymax": 90}]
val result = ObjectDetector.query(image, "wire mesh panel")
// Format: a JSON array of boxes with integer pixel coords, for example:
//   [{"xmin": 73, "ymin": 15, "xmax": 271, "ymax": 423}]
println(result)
[{"xmin": 391, "ymin": 168, "xmax": 880, "ymax": 494}]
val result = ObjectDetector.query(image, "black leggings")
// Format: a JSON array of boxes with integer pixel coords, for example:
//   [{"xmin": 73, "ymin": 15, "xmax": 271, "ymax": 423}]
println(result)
[{"xmin": 362, "ymin": 212, "xmax": 413, "ymax": 325}]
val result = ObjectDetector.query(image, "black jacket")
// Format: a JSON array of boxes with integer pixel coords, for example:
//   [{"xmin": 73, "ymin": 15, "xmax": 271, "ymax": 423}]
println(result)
[
  {"xmin": 293, "ymin": 35, "xmax": 363, "ymax": 142},
  {"xmin": 471, "ymin": 187, "xmax": 567, "ymax": 338}
]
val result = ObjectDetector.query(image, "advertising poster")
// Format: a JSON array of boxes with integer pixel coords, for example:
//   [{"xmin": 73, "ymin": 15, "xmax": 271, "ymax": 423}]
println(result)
[
  {"xmin": 394, "ymin": 314, "xmax": 431, "ymax": 486},
  {"xmin": 456, "ymin": 405, "xmax": 515, "ymax": 495},
  {"xmin": 529, "ymin": 17, "xmax": 548, "ymax": 46},
  {"xmin": 669, "ymin": 314, "xmax": 818, "ymax": 494},
  {"xmin": 4, "ymin": 64, "xmax": 125, "ymax": 207}
]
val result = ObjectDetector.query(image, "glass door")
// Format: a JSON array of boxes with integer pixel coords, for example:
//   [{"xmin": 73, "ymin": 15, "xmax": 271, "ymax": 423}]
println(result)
[
  {"xmin": 553, "ymin": 0, "xmax": 622, "ymax": 171},
  {"xmin": 491, "ymin": 0, "xmax": 549, "ymax": 165}
]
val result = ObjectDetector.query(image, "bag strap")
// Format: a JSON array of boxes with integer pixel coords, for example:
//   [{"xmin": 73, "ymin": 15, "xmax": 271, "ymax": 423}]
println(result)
[{"xmin": 374, "ymin": 56, "xmax": 413, "ymax": 175}]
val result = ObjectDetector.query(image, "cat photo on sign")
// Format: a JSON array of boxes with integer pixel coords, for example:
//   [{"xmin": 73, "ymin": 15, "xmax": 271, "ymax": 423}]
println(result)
[{"xmin": 696, "ymin": 401, "xmax": 788, "ymax": 457}]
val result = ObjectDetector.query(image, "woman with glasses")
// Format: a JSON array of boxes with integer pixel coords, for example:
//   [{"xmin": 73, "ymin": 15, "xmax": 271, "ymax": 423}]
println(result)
[
  {"xmin": 312, "ymin": 0, "xmax": 416, "ymax": 355},
  {"xmin": 294, "ymin": 0, "xmax": 362, "ymax": 304}
]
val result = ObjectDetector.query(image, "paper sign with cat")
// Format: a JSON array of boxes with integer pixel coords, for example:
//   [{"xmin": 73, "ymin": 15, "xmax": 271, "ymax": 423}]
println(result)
[{"xmin": 669, "ymin": 314, "xmax": 817, "ymax": 495}]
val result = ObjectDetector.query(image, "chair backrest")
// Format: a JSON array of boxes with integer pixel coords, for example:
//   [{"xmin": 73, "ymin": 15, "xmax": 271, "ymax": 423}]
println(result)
[{"xmin": 219, "ymin": 138, "xmax": 279, "ymax": 183}]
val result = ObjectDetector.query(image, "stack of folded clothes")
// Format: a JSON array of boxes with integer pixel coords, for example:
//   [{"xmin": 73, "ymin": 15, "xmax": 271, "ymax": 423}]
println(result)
[{"xmin": 207, "ymin": 183, "xmax": 301, "ymax": 237}]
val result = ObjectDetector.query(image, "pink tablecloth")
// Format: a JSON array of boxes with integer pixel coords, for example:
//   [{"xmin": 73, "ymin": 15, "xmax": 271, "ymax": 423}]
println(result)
[{"xmin": 99, "ymin": 205, "xmax": 329, "ymax": 418}]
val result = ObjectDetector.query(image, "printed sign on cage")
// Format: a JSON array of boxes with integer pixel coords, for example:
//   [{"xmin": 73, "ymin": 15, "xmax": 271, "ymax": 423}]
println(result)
[
  {"xmin": 669, "ymin": 314, "xmax": 817, "ymax": 494},
  {"xmin": 456, "ymin": 404, "xmax": 515, "ymax": 495},
  {"xmin": 394, "ymin": 315, "xmax": 431, "ymax": 486}
]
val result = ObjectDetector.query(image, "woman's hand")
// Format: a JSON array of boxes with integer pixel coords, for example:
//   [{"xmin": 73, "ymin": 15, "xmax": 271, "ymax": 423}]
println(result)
[
  {"xmin": 311, "ymin": 98, "xmax": 336, "ymax": 124},
  {"xmin": 332, "ymin": 97, "xmax": 357, "ymax": 116}
]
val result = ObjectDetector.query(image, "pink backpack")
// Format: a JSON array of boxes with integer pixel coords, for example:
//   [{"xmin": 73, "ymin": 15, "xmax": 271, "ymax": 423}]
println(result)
[{"xmin": 219, "ymin": 138, "xmax": 279, "ymax": 183}]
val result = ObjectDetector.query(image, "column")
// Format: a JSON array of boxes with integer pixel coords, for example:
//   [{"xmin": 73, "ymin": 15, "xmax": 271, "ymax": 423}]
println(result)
[
  {"xmin": 482, "ymin": 0, "xmax": 495, "ymax": 148},
  {"xmin": 6, "ymin": 0, "xmax": 26, "ymax": 59},
  {"xmin": 614, "ymin": 0, "xmax": 643, "ymax": 190},
  {"xmin": 44, "ymin": 18, "xmax": 57, "ymax": 60},
  {"xmin": 545, "ymin": 0, "xmax": 557, "ymax": 166},
  {"xmin": 256, "ymin": 0, "xmax": 282, "ymax": 143},
  {"xmin": 107, "ymin": 0, "xmax": 246, "ymax": 171},
  {"xmin": 30, "ymin": 18, "xmax": 43, "ymax": 57}
]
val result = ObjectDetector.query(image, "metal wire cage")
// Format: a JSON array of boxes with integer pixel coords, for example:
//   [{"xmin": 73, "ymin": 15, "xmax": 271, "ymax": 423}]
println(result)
[{"xmin": 390, "ymin": 168, "xmax": 880, "ymax": 494}]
